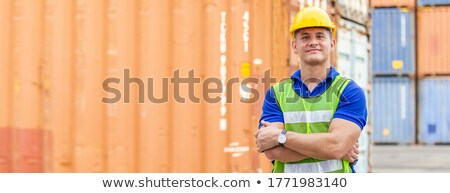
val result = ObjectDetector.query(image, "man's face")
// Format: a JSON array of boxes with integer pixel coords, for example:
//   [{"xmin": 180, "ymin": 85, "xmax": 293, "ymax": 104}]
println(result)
[{"xmin": 292, "ymin": 27, "xmax": 335, "ymax": 65}]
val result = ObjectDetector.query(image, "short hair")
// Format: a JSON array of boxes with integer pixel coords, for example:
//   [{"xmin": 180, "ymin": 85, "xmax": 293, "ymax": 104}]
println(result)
[{"xmin": 293, "ymin": 27, "xmax": 333, "ymax": 40}]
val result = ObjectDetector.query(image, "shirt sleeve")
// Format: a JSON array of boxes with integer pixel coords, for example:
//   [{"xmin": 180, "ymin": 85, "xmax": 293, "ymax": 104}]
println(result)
[
  {"xmin": 333, "ymin": 81, "xmax": 368, "ymax": 130},
  {"xmin": 259, "ymin": 87, "xmax": 284, "ymax": 128}
]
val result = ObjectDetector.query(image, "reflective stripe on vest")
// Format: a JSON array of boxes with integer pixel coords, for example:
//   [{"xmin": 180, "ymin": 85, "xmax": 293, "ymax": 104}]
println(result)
[
  {"xmin": 284, "ymin": 159, "xmax": 343, "ymax": 173},
  {"xmin": 271, "ymin": 75, "xmax": 351, "ymax": 173},
  {"xmin": 284, "ymin": 110, "xmax": 333, "ymax": 123}
]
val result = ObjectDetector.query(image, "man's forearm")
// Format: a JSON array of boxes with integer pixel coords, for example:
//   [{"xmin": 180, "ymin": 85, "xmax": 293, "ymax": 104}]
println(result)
[
  {"xmin": 284, "ymin": 132, "xmax": 343, "ymax": 160},
  {"xmin": 264, "ymin": 146, "xmax": 309, "ymax": 162},
  {"xmin": 283, "ymin": 118, "xmax": 362, "ymax": 160}
]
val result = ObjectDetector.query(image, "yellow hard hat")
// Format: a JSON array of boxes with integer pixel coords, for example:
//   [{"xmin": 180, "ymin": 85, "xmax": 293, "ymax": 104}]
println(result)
[{"xmin": 289, "ymin": 7, "xmax": 336, "ymax": 40}]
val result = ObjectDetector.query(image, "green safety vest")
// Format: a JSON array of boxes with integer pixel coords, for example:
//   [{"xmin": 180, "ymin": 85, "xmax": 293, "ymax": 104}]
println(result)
[{"xmin": 272, "ymin": 75, "xmax": 352, "ymax": 173}]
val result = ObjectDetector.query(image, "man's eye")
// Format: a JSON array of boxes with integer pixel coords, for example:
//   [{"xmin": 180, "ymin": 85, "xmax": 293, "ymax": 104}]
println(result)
[
  {"xmin": 317, "ymin": 35, "xmax": 324, "ymax": 39},
  {"xmin": 301, "ymin": 36, "xmax": 308, "ymax": 40}
]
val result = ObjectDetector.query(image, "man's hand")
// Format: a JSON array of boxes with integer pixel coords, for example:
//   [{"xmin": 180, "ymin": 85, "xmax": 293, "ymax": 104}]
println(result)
[
  {"xmin": 342, "ymin": 142, "xmax": 359, "ymax": 164},
  {"xmin": 255, "ymin": 120, "xmax": 282, "ymax": 153}
]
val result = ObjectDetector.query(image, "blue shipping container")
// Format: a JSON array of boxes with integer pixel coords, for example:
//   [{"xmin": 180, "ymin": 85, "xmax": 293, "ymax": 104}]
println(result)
[
  {"xmin": 373, "ymin": 77, "xmax": 415, "ymax": 144},
  {"xmin": 420, "ymin": 77, "xmax": 450, "ymax": 144},
  {"xmin": 419, "ymin": 0, "xmax": 450, "ymax": 6},
  {"xmin": 371, "ymin": 8, "xmax": 415, "ymax": 75}
]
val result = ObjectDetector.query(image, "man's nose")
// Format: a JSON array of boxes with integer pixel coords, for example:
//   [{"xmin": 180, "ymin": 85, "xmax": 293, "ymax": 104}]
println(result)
[{"xmin": 308, "ymin": 37, "xmax": 319, "ymax": 46}]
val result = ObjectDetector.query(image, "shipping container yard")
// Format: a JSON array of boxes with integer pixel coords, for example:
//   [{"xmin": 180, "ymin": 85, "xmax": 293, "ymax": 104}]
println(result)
[{"xmin": 1, "ymin": 0, "xmax": 450, "ymax": 173}]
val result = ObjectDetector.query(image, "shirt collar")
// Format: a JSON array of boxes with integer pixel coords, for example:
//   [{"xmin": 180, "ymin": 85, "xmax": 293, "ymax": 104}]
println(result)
[{"xmin": 290, "ymin": 66, "xmax": 339, "ymax": 84}]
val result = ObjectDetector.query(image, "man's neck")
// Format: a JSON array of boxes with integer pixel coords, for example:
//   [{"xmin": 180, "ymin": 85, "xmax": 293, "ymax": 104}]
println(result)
[{"xmin": 300, "ymin": 63, "xmax": 330, "ymax": 92}]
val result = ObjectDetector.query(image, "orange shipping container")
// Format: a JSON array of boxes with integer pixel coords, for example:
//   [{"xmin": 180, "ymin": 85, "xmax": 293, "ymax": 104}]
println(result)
[
  {"xmin": 201, "ymin": 0, "xmax": 230, "ymax": 172},
  {"xmin": 170, "ymin": 0, "xmax": 204, "ymax": 172},
  {"xmin": 43, "ymin": 0, "xmax": 75, "ymax": 172},
  {"xmin": 1, "ymin": 0, "xmax": 297, "ymax": 173},
  {"xmin": 227, "ymin": 0, "xmax": 250, "ymax": 172},
  {"xmin": 371, "ymin": 0, "xmax": 415, "ymax": 8},
  {"xmin": 11, "ymin": 0, "xmax": 45, "ymax": 172},
  {"xmin": 73, "ymin": 0, "xmax": 107, "ymax": 172},
  {"xmin": 271, "ymin": 0, "xmax": 290, "ymax": 80},
  {"xmin": 105, "ymin": 0, "xmax": 138, "ymax": 173},
  {"xmin": 137, "ymin": 0, "xmax": 172, "ymax": 173},
  {"xmin": 0, "ymin": 0, "xmax": 12, "ymax": 173},
  {"xmin": 249, "ymin": 0, "xmax": 272, "ymax": 173},
  {"xmin": 418, "ymin": 6, "xmax": 450, "ymax": 76},
  {"xmin": 288, "ymin": 0, "xmax": 300, "ymax": 72}
]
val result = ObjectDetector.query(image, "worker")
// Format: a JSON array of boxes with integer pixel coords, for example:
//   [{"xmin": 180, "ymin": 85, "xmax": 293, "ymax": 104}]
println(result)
[{"xmin": 254, "ymin": 6, "xmax": 367, "ymax": 173}]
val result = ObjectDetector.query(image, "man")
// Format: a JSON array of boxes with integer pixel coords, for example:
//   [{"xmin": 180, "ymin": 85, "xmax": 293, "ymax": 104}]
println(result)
[{"xmin": 254, "ymin": 7, "xmax": 367, "ymax": 173}]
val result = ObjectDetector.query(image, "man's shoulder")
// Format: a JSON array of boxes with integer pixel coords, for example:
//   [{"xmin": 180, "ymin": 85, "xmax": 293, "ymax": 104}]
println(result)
[
  {"xmin": 339, "ymin": 79, "xmax": 366, "ymax": 103},
  {"xmin": 342, "ymin": 79, "xmax": 364, "ymax": 94},
  {"xmin": 334, "ymin": 75, "xmax": 362, "ymax": 92}
]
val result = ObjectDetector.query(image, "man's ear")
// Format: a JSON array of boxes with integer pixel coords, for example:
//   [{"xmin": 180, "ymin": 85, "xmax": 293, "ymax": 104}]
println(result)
[
  {"xmin": 291, "ymin": 40, "xmax": 297, "ymax": 54},
  {"xmin": 330, "ymin": 38, "xmax": 336, "ymax": 52}
]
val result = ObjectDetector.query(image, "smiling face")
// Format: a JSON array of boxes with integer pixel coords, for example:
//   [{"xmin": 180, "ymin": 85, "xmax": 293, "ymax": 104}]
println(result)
[{"xmin": 292, "ymin": 27, "xmax": 335, "ymax": 66}]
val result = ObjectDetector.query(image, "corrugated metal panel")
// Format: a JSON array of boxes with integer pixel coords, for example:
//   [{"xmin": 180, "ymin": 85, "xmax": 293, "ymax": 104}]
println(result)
[
  {"xmin": 271, "ymin": 0, "xmax": 290, "ymax": 80},
  {"xmin": 0, "ymin": 0, "xmax": 12, "ymax": 173},
  {"xmin": 337, "ymin": 0, "xmax": 369, "ymax": 25},
  {"xmin": 337, "ymin": 18, "xmax": 369, "ymax": 90},
  {"xmin": 288, "ymin": 0, "xmax": 300, "ymax": 72},
  {"xmin": 105, "ymin": 0, "xmax": 138, "ymax": 172},
  {"xmin": 227, "ymin": 0, "xmax": 252, "ymax": 173},
  {"xmin": 11, "ymin": 0, "xmax": 45, "ymax": 172},
  {"xmin": 249, "ymin": 0, "xmax": 277, "ymax": 173},
  {"xmin": 372, "ymin": 77, "xmax": 415, "ymax": 144},
  {"xmin": 419, "ymin": 0, "xmax": 450, "ymax": 6},
  {"xmin": 201, "ymin": 0, "xmax": 229, "ymax": 172},
  {"xmin": 354, "ymin": 128, "xmax": 370, "ymax": 172},
  {"xmin": 371, "ymin": 0, "xmax": 415, "ymax": 8},
  {"xmin": 355, "ymin": 91, "xmax": 371, "ymax": 172},
  {"xmin": 0, "ymin": 0, "xmax": 305, "ymax": 173},
  {"xmin": 73, "ymin": 0, "xmax": 106, "ymax": 172},
  {"xmin": 371, "ymin": 8, "xmax": 415, "ymax": 75},
  {"xmin": 170, "ymin": 0, "xmax": 203, "ymax": 172},
  {"xmin": 419, "ymin": 77, "xmax": 450, "ymax": 144},
  {"xmin": 337, "ymin": 19, "xmax": 353, "ymax": 78},
  {"xmin": 418, "ymin": 6, "xmax": 450, "ymax": 76},
  {"xmin": 137, "ymin": 0, "xmax": 172, "ymax": 173},
  {"xmin": 43, "ymin": 0, "xmax": 75, "ymax": 172},
  {"xmin": 352, "ymin": 24, "xmax": 369, "ymax": 90}
]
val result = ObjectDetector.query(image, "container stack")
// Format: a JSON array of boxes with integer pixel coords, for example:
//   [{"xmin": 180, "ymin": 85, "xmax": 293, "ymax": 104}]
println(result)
[
  {"xmin": 0, "ymin": 0, "xmax": 376, "ymax": 173},
  {"xmin": 335, "ymin": 0, "xmax": 372, "ymax": 173},
  {"xmin": 418, "ymin": 1, "xmax": 450, "ymax": 144},
  {"xmin": 370, "ymin": 1, "xmax": 416, "ymax": 144},
  {"xmin": 0, "ymin": 0, "xmax": 292, "ymax": 173}
]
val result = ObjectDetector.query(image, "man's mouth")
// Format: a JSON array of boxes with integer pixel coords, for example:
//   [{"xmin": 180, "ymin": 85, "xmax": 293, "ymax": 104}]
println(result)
[{"xmin": 306, "ymin": 49, "xmax": 321, "ymax": 53}]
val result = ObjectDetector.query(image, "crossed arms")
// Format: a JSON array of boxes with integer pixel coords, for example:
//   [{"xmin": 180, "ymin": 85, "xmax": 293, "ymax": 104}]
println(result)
[{"xmin": 254, "ymin": 118, "xmax": 361, "ymax": 163}]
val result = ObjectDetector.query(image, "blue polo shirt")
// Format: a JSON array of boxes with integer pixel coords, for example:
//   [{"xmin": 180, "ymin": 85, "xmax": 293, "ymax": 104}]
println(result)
[{"xmin": 259, "ymin": 66, "xmax": 367, "ymax": 172}]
